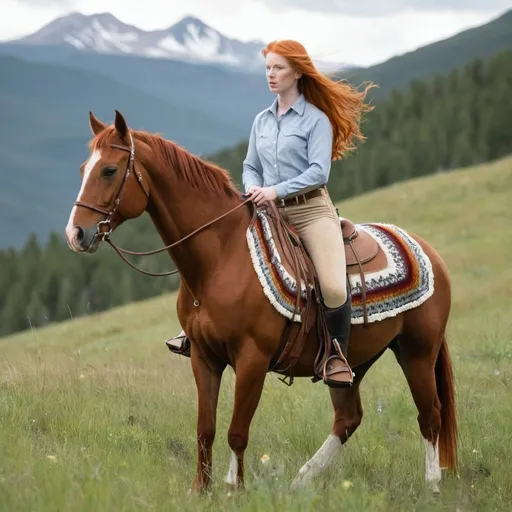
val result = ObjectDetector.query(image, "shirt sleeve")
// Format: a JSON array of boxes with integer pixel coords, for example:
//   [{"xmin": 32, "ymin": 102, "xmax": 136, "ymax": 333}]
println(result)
[
  {"xmin": 273, "ymin": 115, "xmax": 333, "ymax": 199},
  {"xmin": 242, "ymin": 117, "xmax": 264, "ymax": 192}
]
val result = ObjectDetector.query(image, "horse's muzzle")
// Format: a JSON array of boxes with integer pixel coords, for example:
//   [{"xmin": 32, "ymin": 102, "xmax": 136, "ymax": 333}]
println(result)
[{"xmin": 66, "ymin": 225, "xmax": 100, "ymax": 253}]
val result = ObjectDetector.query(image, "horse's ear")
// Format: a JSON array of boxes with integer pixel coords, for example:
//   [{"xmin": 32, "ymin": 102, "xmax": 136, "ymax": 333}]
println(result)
[
  {"xmin": 89, "ymin": 111, "xmax": 106, "ymax": 135},
  {"xmin": 114, "ymin": 110, "xmax": 128, "ymax": 139}
]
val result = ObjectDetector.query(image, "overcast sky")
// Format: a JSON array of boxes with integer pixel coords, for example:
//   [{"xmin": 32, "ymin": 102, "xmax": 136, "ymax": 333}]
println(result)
[{"xmin": 0, "ymin": 0, "xmax": 509, "ymax": 66}]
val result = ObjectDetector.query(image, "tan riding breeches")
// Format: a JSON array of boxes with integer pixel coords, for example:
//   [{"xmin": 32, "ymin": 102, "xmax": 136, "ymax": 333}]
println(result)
[{"xmin": 279, "ymin": 187, "xmax": 348, "ymax": 308}]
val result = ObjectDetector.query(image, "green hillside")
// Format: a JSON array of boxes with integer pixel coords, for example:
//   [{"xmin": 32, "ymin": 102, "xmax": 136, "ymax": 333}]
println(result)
[
  {"xmin": 53, "ymin": 52, "xmax": 273, "ymax": 133},
  {"xmin": 0, "ymin": 54, "xmax": 241, "ymax": 150},
  {"xmin": 0, "ymin": 54, "xmax": 244, "ymax": 248},
  {"xmin": 2, "ymin": 48, "xmax": 511, "ymax": 338},
  {"xmin": 0, "ymin": 45, "xmax": 273, "ymax": 133},
  {"xmin": 341, "ymin": 8, "xmax": 512, "ymax": 98},
  {"xmin": 1, "ymin": 156, "xmax": 511, "ymax": 511}
]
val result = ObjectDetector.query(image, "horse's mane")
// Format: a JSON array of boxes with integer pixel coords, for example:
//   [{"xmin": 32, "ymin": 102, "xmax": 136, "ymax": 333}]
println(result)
[{"xmin": 91, "ymin": 126, "xmax": 241, "ymax": 198}]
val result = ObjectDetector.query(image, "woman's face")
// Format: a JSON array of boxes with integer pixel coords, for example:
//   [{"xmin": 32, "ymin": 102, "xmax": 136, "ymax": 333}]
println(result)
[{"xmin": 265, "ymin": 52, "xmax": 301, "ymax": 94}]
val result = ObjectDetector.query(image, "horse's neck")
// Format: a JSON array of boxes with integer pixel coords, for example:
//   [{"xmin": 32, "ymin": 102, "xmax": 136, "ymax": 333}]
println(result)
[{"xmin": 145, "ymin": 162, "xmax": 249, "ymax": 289}]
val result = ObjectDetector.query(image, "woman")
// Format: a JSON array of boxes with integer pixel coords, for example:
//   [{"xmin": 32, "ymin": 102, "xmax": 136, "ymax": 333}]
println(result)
[
  {"xmin": 242, "ymin": 39, "xmax": 374, "ymax": 387},
  {"xmin": 167, "ymin": 39, "xmax": 374, "ymax": 388}
]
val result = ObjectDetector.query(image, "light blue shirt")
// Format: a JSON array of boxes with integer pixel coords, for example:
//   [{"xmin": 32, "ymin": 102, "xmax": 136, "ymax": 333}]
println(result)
[{"xmin": 242, "ymin": 93, "xmax": 333, "ymax": 199}]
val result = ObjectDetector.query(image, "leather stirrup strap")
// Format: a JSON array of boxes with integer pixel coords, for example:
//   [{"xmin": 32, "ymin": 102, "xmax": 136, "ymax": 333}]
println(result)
[
  {"xmin": 347, "ymin": 239, "xmax": 368, "ymax": 326},
  {"xmin": 264, "ymin": 202, "xmax": 316, "ymax": 382}
]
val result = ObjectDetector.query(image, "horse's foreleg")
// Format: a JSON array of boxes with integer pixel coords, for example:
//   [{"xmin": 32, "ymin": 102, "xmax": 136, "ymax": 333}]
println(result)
[
  {"xmin": 291, "ymin": 348, "xmax": 386, "ymax": 490},
  {"xmin": 189, "ymin": 348, "xmax": 225, "ymax": 493},
  {"xmin": 290, "ymin": 385, "xmax": 362, "ymax": 490},
  {"xmin": 225, "ymin": 343, "xmax": 270, "ymax": 489}
]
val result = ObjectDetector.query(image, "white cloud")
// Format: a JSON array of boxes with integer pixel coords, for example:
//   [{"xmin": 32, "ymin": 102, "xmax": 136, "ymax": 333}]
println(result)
[
  {"xmin": 15, "ymin": 0, "xmax": 74, "ymax": 5},
  {"xmin": 257, "ymin": 0, "xmax": 512, "ymax": 16},
  {"xmin": 13, "ymin": 0, "xmax": 512, "ymax": 15},
  {"xmin": 0, "ymin": 0, "xmax": 507, "ymax": 66}
]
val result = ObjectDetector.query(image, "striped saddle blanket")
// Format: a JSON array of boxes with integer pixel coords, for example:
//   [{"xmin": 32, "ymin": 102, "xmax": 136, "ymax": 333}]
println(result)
[{"xmin": 246, "ymin": 209, "xmax": 435, "ymax": 325}]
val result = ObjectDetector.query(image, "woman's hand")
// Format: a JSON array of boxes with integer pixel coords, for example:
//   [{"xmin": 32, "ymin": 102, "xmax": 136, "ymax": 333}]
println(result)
[{"xmin": 246, "ymin": 185, "xmax": 278, "ymax": 207}]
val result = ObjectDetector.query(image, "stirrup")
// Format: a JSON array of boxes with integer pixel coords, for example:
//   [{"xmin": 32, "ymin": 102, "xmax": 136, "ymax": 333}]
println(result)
[
  {"xmin": 165, "ymin": 331, "xmax": 191, "ymax": 357},
  {"xmin": 322, "ymin": 339, "xmax": 354, "ymax": 388}
]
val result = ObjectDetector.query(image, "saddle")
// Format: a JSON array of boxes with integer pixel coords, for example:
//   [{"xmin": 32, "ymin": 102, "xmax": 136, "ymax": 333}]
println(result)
[
  {"xmin": 258, "ymin": 201, "xmax": 380, "ymax": 385},
  {"xmin": 339, "ymin": 217, "xmax": 384, "ymax": 325}
]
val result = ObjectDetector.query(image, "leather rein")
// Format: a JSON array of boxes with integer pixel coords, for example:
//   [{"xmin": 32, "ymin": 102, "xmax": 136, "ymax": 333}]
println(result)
[{"xmin": 73, "ymin": 132, "xmax": 252, "ymax": 278}]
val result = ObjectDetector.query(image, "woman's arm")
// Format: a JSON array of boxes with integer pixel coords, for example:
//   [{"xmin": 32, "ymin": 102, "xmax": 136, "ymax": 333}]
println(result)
[{"xmin": 242, "ymin": 119, "xmax": 264, "ymax": 192}]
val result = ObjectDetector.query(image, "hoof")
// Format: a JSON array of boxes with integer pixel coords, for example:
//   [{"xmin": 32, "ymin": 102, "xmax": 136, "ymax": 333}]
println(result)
[
  {"xmin": 290, "ymin": 472, "xmax": 309, "ymax": 491},
  {"xmin": 188, "ymin": 479, "xmax": 209, "ymax": 496},
  {"xmin": 427, "ymin": 480, "xmax": 441, "ymax": 495},
  {"xmin": 225, "ymin": 483, "xmax": 244, "ymax": 498}
]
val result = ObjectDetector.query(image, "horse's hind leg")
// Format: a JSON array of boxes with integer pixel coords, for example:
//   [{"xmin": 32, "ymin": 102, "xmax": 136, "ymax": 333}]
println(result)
[
  {"xmin": 390, "ymin": 333, "xmax": 449, "ymax": 494},
  {"xmin": 291, "ymin": 347, "xmax": 387, "ymax": 490}
]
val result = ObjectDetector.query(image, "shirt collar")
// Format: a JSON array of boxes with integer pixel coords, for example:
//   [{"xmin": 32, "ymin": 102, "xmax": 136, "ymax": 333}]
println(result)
[
  {"xmin": 291, "ymin": 93, "xmax": 306, "ymax": 116},
  {"xmin": 267, "ymin": 93, "xmax": 305, "ymax": 117}
]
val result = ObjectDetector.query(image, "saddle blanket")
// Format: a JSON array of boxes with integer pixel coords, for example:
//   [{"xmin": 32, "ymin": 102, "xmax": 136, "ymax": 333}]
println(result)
[{"xmin": 246, "ymin": 209, "xmax": 435, "ymax": 325}]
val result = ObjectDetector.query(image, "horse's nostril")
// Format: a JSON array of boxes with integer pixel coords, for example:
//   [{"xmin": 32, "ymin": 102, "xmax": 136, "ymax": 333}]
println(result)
[{"xmin": 75, "ymin": 226, "xmax": 85, "ymax": 242}]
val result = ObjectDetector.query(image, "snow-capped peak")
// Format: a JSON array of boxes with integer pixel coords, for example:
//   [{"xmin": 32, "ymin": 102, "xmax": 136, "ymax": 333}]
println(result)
[
  {"xmin": 16, "ymin": 12, "xmax": 143, "ymax": 52},
  {"xmin": 10, "ymin": 12, "xmax": 268, "ymax": 71}
]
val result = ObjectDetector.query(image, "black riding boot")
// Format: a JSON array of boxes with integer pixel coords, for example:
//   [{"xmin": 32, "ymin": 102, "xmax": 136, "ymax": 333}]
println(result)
[{"xmin": 322, "ymin": 284, "xmax": 354, "ymax": 388}]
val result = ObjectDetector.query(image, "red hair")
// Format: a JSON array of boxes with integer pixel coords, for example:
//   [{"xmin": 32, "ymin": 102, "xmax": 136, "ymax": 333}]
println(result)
[{"xmin": 262, "ymin": 40, "xmax": 376, "ymax": 160}]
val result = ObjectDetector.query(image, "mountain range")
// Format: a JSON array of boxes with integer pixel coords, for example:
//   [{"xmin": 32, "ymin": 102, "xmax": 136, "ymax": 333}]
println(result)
[
  {"xmin": 0, "ymin": 52, "xmax": 272, "ymax": 248},
  {"xmin": 0, "ymin": 8, "xmax": 511, "ymax": 249},
  {"xmin": 5, "ymin": 12, "xmax": 348, "ymax": 74},
  {"xmin": 8, "ymin": 12, "xmax": 264, "ymax": 70},
  {"xmin": 342, "ymin": 8, "xmax": 512, "ymax": 97}
]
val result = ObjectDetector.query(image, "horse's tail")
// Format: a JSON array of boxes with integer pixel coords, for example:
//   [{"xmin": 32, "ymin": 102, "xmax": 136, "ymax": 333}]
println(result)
[{"xmin": 435, "ymin": 333, "xmax": 458, "ymax": 470}]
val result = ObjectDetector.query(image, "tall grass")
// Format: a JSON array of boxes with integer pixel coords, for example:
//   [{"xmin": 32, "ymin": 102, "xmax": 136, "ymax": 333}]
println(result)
[{"xmin": 1, "ymin": 156, "xmax": 511, "ymax": 511}]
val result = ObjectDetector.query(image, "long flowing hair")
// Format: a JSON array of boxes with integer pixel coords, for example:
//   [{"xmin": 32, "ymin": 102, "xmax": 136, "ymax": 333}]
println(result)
[{"xmin": 262, "ymin": 40, "xmax": 376, "ymax": 160}]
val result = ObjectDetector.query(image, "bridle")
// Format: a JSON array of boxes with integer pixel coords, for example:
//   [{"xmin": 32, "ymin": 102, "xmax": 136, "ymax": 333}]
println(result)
[
  {"xmin": 73, "ymin": 131, "xmax": 252, "ymax": 282},
  {"xmin": 74, "ymin": 132, "xmax": 147, "ymax": 244}
]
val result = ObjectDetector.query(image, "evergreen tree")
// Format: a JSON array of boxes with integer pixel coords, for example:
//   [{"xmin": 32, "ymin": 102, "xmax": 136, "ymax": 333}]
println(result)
[{"xmin": 1, "ymin": 49, "xmax": 512, "ymax": 338}]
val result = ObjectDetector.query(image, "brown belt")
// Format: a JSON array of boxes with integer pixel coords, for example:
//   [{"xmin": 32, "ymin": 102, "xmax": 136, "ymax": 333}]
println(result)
[{"xmin": 276, "ymin": 186, "xmax": 325, "ymax": 208}]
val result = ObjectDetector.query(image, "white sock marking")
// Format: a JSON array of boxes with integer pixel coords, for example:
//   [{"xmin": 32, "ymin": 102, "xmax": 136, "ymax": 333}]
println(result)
[
  {"xmin": 291, "ymin": 434, "xmax": 341, "ymax": 490},
  {"xmin": 425, "ymin": 438, "xmax": 441, "ymax": 492},
  {"xmin": 225, "ymin": 450, "xmax": 238, "ymax": 486}
]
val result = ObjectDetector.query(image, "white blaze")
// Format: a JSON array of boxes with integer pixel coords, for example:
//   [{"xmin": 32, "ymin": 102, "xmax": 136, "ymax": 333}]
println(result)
[{"xmin": 65, "ymin": 150, "xmax": 102, "ymax": 243}]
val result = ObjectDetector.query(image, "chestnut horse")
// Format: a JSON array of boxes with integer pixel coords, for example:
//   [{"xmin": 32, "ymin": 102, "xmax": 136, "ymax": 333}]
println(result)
[{"xmin": 65, "ymin": 111, "xmax": 457, "ymax": 494}]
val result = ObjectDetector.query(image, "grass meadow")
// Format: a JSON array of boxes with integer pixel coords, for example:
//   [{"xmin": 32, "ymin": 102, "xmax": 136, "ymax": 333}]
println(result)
[{"xmin": 1, "ymin": 156, "xmax": 512, "ymax": 511}]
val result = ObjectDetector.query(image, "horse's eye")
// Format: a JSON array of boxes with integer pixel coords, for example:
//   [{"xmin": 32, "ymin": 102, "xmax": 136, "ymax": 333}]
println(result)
[{"xmin": 102, "ymin": 166, "xmax": 118, "ymax": 177}]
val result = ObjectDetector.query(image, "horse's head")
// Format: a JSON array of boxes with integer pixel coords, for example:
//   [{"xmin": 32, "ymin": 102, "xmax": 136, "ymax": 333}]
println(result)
[{"xmin": 65, "ymin": 110, "xmax": 150, "ymax": 253}]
